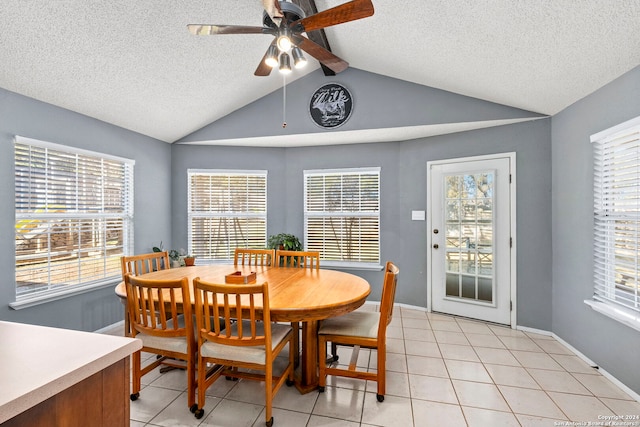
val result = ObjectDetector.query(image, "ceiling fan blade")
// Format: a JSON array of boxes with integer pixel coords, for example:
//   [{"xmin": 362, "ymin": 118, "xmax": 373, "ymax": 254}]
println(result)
[
  {"xmin": 254, "ymin": 42, "xmax": 276, "ymax": 76},
  {"xmin": 187, "ymin": 24, "xmax": 266, "ymax": 35},
  {"xmin": 293, "ymin": 0, "xmax": 374, "ymax": 32},
  {"xmin": 294, "ymin": 35, "xmax": 348, "ymax": 74}
]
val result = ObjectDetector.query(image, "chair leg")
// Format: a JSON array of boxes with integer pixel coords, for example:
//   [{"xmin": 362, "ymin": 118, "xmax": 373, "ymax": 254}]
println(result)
[
  {"xmin": 130, "ymin": 350, "xmax": 141, "ymax": 400},
  {"xmin": 376, "ymin": 345, "xmax": 386, "ymax": 401},
  {"xmin": 265, "ymin": 364, "xmax": 273, "ymax": 426},
  {"xmin": 194, "ymin": 356, "xmax": 206, "ymax": 419},
  {"xmin": 318, "ymin": 335, "xmax": 327, "ymax": 392},
  {"xmin": 187, "ymin": 353, "xmax": 196, "ymax": 412}
]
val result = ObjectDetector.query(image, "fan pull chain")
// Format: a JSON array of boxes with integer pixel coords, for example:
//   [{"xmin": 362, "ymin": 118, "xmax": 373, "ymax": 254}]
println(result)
[{"xmin": 282, "ymin": 74, "xmax": 287, "ymax": 128}]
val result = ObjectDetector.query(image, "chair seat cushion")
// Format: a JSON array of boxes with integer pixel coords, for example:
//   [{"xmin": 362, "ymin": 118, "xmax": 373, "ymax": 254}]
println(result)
[
  {"xmin": 318, "ymin": 311, "xmax": 380, "ymax": 339},
  {"xmin": 200, "ymin": 322, "xmax": 291, "ymax": 365},
  {"xmin": 134, "ymin": 315, "xmax": 191, "ymax": 354}
]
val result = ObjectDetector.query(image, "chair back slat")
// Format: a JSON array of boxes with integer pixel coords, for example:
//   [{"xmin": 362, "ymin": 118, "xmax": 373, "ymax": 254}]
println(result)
[
  {"xmin": 121, "ymin": 251, "xmax": 170, "ymax": 279},
  {"xmin": 275, "ymin": 250, "xmax": 320, "ymax": 269},
  {"xmin": 234, "ymin": 248, "xmax": 275, "ymax": 267},
  {"xmin": 193, "ymin": 278, "xmax": 270, "ymax": 348},
  {"xmin": 125, "ymin": 273, "xmax": 192, "ymax": 339},
  {"xmin": 378, "ymin": 261, "xmax": 400, "ymax": 335}
]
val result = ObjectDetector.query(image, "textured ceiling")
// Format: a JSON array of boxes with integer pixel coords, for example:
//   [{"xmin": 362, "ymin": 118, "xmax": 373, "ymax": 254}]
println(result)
[{"xmin": 0, "ymin": 1, "xmax": 639, "ymax": 144}]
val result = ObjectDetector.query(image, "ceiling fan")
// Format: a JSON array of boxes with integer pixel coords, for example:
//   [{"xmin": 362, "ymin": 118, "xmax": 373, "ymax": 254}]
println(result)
[{"xmin": 187, "ymin": 0, "xmax": 374, "ymax": 76}]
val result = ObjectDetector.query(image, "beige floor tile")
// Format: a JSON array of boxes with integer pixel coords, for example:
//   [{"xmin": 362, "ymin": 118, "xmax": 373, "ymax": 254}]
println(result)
[
  {"xmin": 439, "ymin": 343, "xmax": 480, "ymax": 362},
  {"xmin": 130, "ymin": 385, "xmax": 183, "ymax": 423},
  {"xmin": 433, "ymin": 330, "xmax": 470, "ymax": 345},
  {"xmin": 456, "ymin": 320, "xmax": 495, "ymax": 335},
  {"xmin": 405, "ymin": 339, "xmax": 442, "ymax": 358},
  {"xmin": 547, "ymin": 392, "xmax": 615, "ymax": 422},
  {"xmin": 312, "ymin": 387, "xmax": 365, "ymax": 423},
  {"xmin": 444, "ymin": 359, "xmax": 492, "ymax": 383},
  {"xmin": 484, "ymin": 364, "xmax": 540, "ymax": 389},
  {"xmin": 465, "ymin": 332, "xmax": 506, "ymax": 349},
  {"xmin": 511, "ymin": 350, "xmax": 564, "ymax": 370},
  {"xmin": 452, "ymin": 380, "xmax": 511, "ymax": 411},
  {"xmin": 403, "ymin": 327, "xmax": 436, "ymax": 342},
  {"xmin": 361, "ymin": 393, "xmax": 414, "ymax": 427},
  {"xmin": 572, "ymin": 373, "xmax": 636, "ymax": 400},
  {"xmin": 526, "ymin": 368, "xmax": 591, "ymax": 395},
  {"xmin": 402, "ymin": 317, "xmax": 431, "ymax": 329},
  {"xmin": 532, "ymin": 339, "xmax": 574, "ymax": 355},
  {"xmin": 498, "ymin": 385, "xmax": 566, "ymax": 419},
  {"xmin": 386, "ymin": 337, "xmax": 406, "ymax": 354},
  {"xmin": 400, "ymin": 308, "xmax": 428, "ymax": 319},
  {"xmin": 407, "ymin": 355, "xmax": 449, "ymax": 378},
  {"xmin": 515, "ymin": 413, "xmax": 570, "ymax": 426},
  {"xmin": 600, "ymin": 397, "xmax": 640, "ymax": 415},
  {"xmin": 412, "ymin": 400, "xmax": 466, "ymax": 427},
  {"xmin": 200, "ymin": 398, "xmax": 263, "ymax": 427},
  {"xmin": 366, "ymin": 370, "xmax": 411, "ymax": 397},
  {"xmin": 474, "ymin": 347, "xmax": 521, "ymax": 366},
  {"xmin": 408, "ymin": 374, "xmax": 458, "ymax": 404},
  {"xmin": 150, "ymin": 391, "xmax": 217, "ymax": 427},
  {"xmin": 307, "ymin": 415, "xmax": 360, "ymax": 426},
  {"xmin": 462, "ymin": 406, "xmax": 520, "ymax": 427},
  {"xmin": 387, "ymin": 325, "xmax": 404, "ymax": 339},
  {"xmin": 488, "ymin": 325, "xmax": 527, "ymax": 337},
  {"xmin": 550, "ymin": 354, "xmax": 598, "ymax": 374},
  {"xmin": 431, "ymin": 320, "xmax": 463, "ymax": 332},
  {"xmin": 498, "ymin": 336, "xmax": 544, "ymax": 352},
  {"xmin": 254, "ymin": 407, "xmax": 310, "ymax": 427}
]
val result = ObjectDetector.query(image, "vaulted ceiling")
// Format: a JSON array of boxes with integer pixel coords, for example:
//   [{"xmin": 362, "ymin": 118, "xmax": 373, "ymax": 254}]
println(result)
[{"xmin": 1, "ymin": 1, "xmax": 639, "ymax": 144}]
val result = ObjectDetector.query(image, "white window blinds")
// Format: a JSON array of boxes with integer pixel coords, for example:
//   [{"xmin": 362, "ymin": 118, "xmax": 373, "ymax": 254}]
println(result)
[
  {"xmin": 14, "ymin": 136, "xmax": 134, "ymax": 300},
  {"xmin": 304, "ymin": 168, "xmax": 380, "ymax": 266},
  {"xmin": 592, "ymin": 117, "xmax": 640, "ymax": 313},
  {"xmin": 188, "ymin": 170, "xmax": 267, "ymax": 261}
]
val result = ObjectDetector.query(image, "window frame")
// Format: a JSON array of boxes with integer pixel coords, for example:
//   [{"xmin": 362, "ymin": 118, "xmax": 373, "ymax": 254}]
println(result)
[
  {"xmin": 187, "ymin": 169, "xmax": 268, "ymax": 263},
  {"xmin": 303, "ymin": 167, "xmax": 382, "ymax": 270},
  {"xmin": 586, "ymin": 115, "xmax": 640, "ymax": 331},
  {"xmin": 12, "ymin": 136, "xmax": 134, "ymax": 309}
]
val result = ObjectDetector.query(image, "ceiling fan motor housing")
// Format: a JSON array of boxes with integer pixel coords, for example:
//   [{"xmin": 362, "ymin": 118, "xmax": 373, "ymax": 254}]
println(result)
[{"xmin": 263, "ymin": 1, "xmax": 305, "ymax": 27}]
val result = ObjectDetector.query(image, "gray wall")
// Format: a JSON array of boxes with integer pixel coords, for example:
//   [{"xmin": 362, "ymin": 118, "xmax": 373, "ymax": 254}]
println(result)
[
  {"xmin": 551, "ymin": 66, "xmax": 640, "ymax": 391},
  {"xmin": 172, "ymin": 69, "xmax": 553, "ymax": 330},
  {"xmin": 0, "ymin": 88, "xmax": 172, "ymax": 331}
]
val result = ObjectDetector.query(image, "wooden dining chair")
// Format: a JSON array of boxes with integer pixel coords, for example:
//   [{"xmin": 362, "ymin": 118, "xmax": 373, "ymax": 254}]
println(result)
[
  {"xmin": 234, "ymin": 248, "xmax": 276, "ymax": 267},
  {"xmin": 192, "ymin": 278, "xmax": 295, "ymax": 426},
  {"xmin": 120, "ymin": 251, "xmax": 171, "ymax": 336},
  {"xmin": 317, "ymin": 261, "xmax": 400, "ymax": 402},
  {"xmin": 275, "ymin": 250, "xmax": 320, "ymax": 269},
  {"xmin": 124, "ymin": 274, "xmax": 198, "ymax": 413},
  {"xmin": 274, "ymin": 249, "xmax": 320, "ymax": 366}
]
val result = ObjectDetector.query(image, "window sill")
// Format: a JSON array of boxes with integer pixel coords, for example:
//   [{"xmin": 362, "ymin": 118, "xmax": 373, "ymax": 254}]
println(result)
[
  {"xmin": 320, "ymin": 262, "xmax": 384, "ymax": 271},
  {"xmin": 584, "ymin": 299, "xmax": 640, "ymax": 333},
  {"xmin": 10, "ymin": 280, "xmax": 120, "ymax": 310}
]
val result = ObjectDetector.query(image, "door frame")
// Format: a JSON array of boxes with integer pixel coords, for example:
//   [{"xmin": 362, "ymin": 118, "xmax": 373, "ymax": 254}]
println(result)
[{"xmin": 426, "ymin": 152, "xmax": 517, "ymax": 328}]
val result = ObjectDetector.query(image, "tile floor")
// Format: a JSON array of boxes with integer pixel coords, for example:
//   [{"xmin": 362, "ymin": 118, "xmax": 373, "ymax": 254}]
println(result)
[{"xmin": 114, "ymin": 306, "xmax": 640, "ymax": 426}]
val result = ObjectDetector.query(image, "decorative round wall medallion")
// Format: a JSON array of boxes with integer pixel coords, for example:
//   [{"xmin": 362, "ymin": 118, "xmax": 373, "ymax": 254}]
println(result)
[{"xmin": 309, "ymin": 83, "xmax": 353, "ymax": 129}]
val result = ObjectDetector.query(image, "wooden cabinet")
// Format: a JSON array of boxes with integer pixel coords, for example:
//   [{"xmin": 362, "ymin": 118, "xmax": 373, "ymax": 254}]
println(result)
[{"xmin": 0, "ymin": 321, "xmax": 141, "ymax": 427}]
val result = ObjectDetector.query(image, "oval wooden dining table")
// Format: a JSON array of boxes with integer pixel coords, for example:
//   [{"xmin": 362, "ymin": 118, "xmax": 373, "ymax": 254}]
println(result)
[{"xmin": 115, "ymin": 264, "xmax": 371, "ymax": 393}]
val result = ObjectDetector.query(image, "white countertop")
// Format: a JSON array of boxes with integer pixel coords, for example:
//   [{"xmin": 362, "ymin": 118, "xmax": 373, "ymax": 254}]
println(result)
[{"xmin": 0, "ymin": 321, "xmax": 141, "ymax": 423}]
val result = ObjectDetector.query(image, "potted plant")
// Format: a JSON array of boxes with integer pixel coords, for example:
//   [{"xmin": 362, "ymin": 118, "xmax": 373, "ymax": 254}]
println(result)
[
  {"xmin": 183, "ymin": 254, "xmax": 196, "ymax": 266},
  {"xmin": 267, "ymin": 233, "xmax": 302, "ymax": 251}
]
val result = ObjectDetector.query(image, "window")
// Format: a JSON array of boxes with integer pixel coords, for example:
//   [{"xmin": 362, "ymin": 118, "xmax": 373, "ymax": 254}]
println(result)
[
  {"xmin": 304, "ymin": 167, "xmax": 380, "ymax": 268},
  {"xmin": 590, "ymin": 116, "xmax": 640, "ymax": 324},
  {"xmin": 188, "ymin": 170, "xmax": 267, "ymax": 262},
  {"xmin": 14, "ymin": 136, "xmax": 134, "ymax": 304}
]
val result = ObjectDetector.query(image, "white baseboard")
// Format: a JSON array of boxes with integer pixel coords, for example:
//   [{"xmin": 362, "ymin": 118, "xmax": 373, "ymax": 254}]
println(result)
[{"xmin": 94, "ymin": 320, "xmax": 124, "ymax": 335}]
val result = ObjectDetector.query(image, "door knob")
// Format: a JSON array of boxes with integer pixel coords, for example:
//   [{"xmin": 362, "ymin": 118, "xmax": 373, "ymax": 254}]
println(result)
[{"xmin": 433, "ymin": 244, "xmax": 439, "ymax": 249}]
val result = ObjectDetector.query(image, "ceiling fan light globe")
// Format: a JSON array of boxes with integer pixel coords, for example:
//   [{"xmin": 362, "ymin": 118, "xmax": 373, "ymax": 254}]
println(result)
[
  {"xmin": 265, "ymin": 45, "xmax": 279, "ymax": 68},
  {"xmin": 277, "ymin": 35, "xmax": 292, "ymax": 52},
  {"xmin": 279, "ymin": 53, "xmax": 292, "ymax": 74},
  {"xmin": 292, "ymin": 47, "xmax": 307, "ymax": 68}
]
